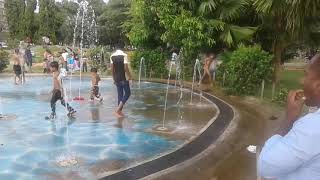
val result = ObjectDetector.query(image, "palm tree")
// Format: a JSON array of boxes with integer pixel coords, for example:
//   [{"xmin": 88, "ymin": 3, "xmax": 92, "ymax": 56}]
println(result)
[
  {"xmin": 253, "ymin": 0, "xmax": 320, "ymax": 83},
  {"xmin": 197, "ymin": 0, "xmax": 257, "ymax": 47}
]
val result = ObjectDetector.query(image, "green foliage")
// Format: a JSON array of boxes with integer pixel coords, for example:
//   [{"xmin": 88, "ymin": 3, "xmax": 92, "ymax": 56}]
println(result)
[
  {"xmin": 7, "ymin": 39, "xmax": 20, "ymax": 49},
  {"xmin": 125, "ymin": 0, "xmax": 258, "ymax": 79},
  {"xmin": 98, "ymin": 0, "xmax": 130, "ymax": 46},
  {"xmin": 4, "ymin": 0, "xmax": 25, "ymax": 40},
  {"xmin": 273, "ymin": 87, "xmax": 289, "ymax": 104},
  {"xmin": 87, "ymin": 47, "xmax": 110, "ymax": 72},
  {"xmin": 131, "ymin": 50, "xmax": 168, "ymax": 78},
  {"xmin": 124, "ymin": 0, "xmax": 165, "ymax": 48},
  {"xmin": 38, "ymin": 0, "xmax": 60, "ymax": 43},
  {"xmin": 5, "ymin": 0, "xmax": 108, "ymax": 45},
  {"xmin": 23, "ymin": 0, "xmax": 38, "ymax": 39},
  {"xmin": 0, "ymin": 50, "xmax": 9, "ymax": 72},
  {"xmin": 221, "ymin": 45, "xmax": 273, "ymax": 95}
]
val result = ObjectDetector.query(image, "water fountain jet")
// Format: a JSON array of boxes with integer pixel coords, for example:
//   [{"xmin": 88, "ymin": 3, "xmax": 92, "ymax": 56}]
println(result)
[
  {"xmin": 138, "ymin": 57, "xmax": 147, "ymax": 89},
  {"xmin": 72, "ymin": 0, "xmax": 97, "ymax": 101},
  {"xmin": 190, "ymin": 59, "xmax": 202, "ymax": 104}
]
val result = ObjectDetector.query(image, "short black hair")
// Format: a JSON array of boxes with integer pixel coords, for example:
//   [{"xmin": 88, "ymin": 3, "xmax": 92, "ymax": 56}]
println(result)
[
  {"xmin": 50, "ymin": 61, "xmax": 59, "ymax": 70},
  {"xmin": 115, "ymin": 43, "xmax": 125, "ymax": 50},
  {"xmin": 171, "ymin": 48, "xmax": 179, "ymax": 54},
  {"xmin": 91, "ymin": 67, "xmax": 98, "ymax": 73}
]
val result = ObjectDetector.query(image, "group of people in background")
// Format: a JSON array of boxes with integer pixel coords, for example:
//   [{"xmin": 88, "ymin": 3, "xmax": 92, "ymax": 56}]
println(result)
[{"xmin": 41, "ymin": 47, "xmax": 90, "ymax": 75}]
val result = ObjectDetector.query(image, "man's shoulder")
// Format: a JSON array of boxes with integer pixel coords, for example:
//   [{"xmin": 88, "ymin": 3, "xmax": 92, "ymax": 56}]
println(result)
[{"xmin": 295, "ymin": 112, "xmax": 320, "ymax": 134}]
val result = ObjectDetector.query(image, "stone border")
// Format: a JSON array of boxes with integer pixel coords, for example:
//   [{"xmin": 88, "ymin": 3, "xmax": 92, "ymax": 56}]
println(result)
[{"xmin": 99, "ymin": 88, "xmax": 235, "ymax": 180}]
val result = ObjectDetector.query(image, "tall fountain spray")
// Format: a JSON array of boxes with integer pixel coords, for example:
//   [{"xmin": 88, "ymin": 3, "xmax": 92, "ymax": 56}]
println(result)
[
  {"xmin": 72, "ymin": 0, "xmax": 98, "ymax": 100},
  {"xmin": 158, "ymin": 63, "xmax": 174, "ymax": 131},
  {"xmin": 175, "ymin": 49, "xmax": 184, "ymax": 104},
  {"xmin": 138, "ymin": 57, "xmax": 146, "ymax": 88},
  {"xmin": 56, "ymin": 79, "xmax": 78, "ymax": 167},
  {"xmin": 174, "ymin": 49, "xmax": 183, "ymax": 88},
  {"xmin": 190, "ymin": 59, "xmax": 202, "ymax": 104}
]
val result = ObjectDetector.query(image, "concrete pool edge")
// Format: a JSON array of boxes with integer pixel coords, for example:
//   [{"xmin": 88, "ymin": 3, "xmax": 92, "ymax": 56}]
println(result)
[
  {"xmin": 142, "ymin": 98, "xmax": 239, "ymax": 180},
  {"xmin": 98, "ymin": 85, "xmax": 236, "ymax": 180}
]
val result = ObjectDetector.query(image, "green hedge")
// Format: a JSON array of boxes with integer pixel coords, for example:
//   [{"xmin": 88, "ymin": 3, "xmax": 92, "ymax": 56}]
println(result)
[
  {"xmin": 88, "ymin": 47, "xmax": 111, "ymax": 72},
  {"xmin": 131, "ymin": 50, "xmax": 168, "ymax": 78},
  {"xmin": 0, "ymin": 50, "xmax": 9, "ymax": 72},
  {"xmin": 219, "ymin": 45, "xmax": 273, "ymax": 95}
]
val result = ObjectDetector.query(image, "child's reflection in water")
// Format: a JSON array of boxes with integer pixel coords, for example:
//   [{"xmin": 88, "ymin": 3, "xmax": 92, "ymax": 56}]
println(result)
[{"xmin": 91, "ymin": 107, "xmax": 100, "ymax": 121}]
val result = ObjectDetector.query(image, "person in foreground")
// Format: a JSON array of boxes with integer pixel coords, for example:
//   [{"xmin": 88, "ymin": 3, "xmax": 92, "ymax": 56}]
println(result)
[
  {"xmin": 258, "ymin": 54, "xmax": 320, "ymax": 180},
  {"xmin": 47, "ymin": 61, "xmax": 76, "ymax": 120},
  {"xmin": 110, "ymin": 47, "xmax": 132, "ymax": 118}
]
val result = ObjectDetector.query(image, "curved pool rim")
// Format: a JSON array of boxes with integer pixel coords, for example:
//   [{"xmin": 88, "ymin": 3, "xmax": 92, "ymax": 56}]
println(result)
[{"xmin": 99, "ymin": 82, "xmax": 235, "ymax": 180}]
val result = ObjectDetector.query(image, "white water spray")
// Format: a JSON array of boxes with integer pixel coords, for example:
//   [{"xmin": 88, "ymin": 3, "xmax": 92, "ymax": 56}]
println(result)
[
  {"xmin": 138, "ymin": 57, "xmax": 146, "ymax": 88},
  {"xmin": 72, "ymin": 0, "xmax": 98, "ymax": 99},
  {"xmin": 190, "ymin": 59, "xmax": 202, "ymax": 104},
  {"xmin": 160, "ymin": 63, "xmax": 174, "ymax": 131}
]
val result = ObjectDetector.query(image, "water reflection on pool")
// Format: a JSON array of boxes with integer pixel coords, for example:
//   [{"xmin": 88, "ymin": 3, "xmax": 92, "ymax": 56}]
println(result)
[{"xmin": 0, "ymin": 76, "xmax": 216, "ymax": 179}]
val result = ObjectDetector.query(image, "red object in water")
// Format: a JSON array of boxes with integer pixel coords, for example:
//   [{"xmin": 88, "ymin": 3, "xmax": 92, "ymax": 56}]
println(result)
[{"xmin": 73, "ymin": 97, "xmax": 85, "ymax": 101}]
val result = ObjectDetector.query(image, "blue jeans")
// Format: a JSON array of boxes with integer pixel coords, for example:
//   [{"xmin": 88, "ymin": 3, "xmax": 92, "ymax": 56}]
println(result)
[{"xmin": 116, "ymin": 81, "xmax": 131, "ymax": 105}]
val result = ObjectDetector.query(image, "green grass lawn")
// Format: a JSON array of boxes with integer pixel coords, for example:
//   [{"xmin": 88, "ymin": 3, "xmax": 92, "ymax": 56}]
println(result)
[
  {"xmin": 32, "ymin": 45, "xmax": 63, "ymax": 63},
  {"xmin": 263, "ymin": 70, "xmax": 304, "ymax": 100}
]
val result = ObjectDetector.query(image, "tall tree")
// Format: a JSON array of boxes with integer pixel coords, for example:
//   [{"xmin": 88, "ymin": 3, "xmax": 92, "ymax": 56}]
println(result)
[
  {"xmin": 98, "ymin": 0, "xmax": 130, "ymax": 46},
  {"xmin": 23, "ymin": 0, "xmax": 38, "ymax": 39},
  {"xmin": 124, "ymin": 0, "xmax": 166, "ymax": 48},
  {"xmin": 55, "ymin": 0, "xmax": 79, "ymax": 45},
  {"xmin": 88, "ymin": 0, "xmax": 106, "ymax": 17},
  {"xmin": 38, "ymin": 0, "xmax": 59, "ymax": 43},
  {"xmin": 4, "ymin": 0, "xmax": 25, "ymax": 39},
  {"xmin": 253, "ymin": 0, "xmax": 320, "ymax": 83},
  {"xmin": 126, "ymin": 0, "xmax": 257, "ymax": 50}
]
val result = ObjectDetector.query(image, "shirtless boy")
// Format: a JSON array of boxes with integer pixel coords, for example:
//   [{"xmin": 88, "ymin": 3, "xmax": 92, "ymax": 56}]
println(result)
[{"xmin": 46, "ymin": 61, "xmax": 76, "ymax": 119}]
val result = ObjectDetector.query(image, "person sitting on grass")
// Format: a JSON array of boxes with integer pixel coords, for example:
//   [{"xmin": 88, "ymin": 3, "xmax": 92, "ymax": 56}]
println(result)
[
  {"xmin": 47, "ymin": 61, "xmax": 76, "ymax": 120},
  {"xmin": 258, "ymin": 54, "xmax": 320, "ymax": 180},
  {"xmin": 90, "ymin": 67, "xmax": 103, "ymax": 102}
]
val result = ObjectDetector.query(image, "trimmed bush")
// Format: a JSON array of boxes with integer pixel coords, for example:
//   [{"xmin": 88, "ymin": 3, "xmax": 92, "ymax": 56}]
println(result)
[
  {"xmin": 219, "ymin": 45, "xmax": 273, "ymax": 95},
  {"xmin": 131, "ymin": 50, "xmax": 168, "ymax": 78},
  {"xmin": 88, "ymin": 47, "xmax": 110, "ymax": 72},
  {"xmin": 0, "ymin": 50, "xmax": 9, "ymax": 72}
]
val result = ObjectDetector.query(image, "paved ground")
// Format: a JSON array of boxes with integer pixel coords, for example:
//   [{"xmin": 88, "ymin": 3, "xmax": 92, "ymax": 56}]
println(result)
[{"xmin": 145, "ymin": 87, "xmax": 284, "ymax": 180}]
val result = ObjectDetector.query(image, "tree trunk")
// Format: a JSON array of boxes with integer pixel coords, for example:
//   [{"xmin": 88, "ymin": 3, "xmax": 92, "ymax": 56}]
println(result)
[{"xmin": 272, "ymin": 40, "xmax": 284, "ymax": 84}]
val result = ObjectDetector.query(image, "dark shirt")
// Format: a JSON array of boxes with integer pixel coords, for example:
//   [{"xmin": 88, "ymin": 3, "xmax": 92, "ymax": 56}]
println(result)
[
  {"xmin": 112, "ymin": 55, "xmax": 126, "ymax": 83},
  {"xmin": 111, "ymin": 50, "xmax": 128, "ymax": 83}
]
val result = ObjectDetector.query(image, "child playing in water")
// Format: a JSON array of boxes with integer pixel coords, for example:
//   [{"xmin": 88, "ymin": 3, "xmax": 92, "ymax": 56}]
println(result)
[
  {"xmin": 47, "ymin": 61, "xmax": 76, "ymax": 119},
  {"xmin": 90, "ymin": 68, "xmax": 103, "ymax": 102},
  {"xmin": 12, "ymin": 49, "xmax": 22, "ymax": 85}
]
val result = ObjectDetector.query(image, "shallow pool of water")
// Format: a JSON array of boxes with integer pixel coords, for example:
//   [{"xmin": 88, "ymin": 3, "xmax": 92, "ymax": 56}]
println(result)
[{"xmin": 0, "ymin": 76, "xmax": 216, "ymax": 179}]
